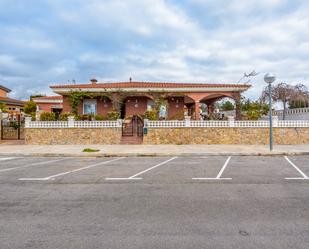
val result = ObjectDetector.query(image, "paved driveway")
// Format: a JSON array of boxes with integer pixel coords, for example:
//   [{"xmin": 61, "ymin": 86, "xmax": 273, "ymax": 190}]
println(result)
[{"xmin": 0, "ymin": 156, "xmax": 308, "ymax": 249}]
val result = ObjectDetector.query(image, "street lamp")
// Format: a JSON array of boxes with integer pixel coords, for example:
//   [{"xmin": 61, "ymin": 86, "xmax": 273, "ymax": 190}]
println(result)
[{"xmin": 264, "ymin": 73, "xmax": 276, "ymax": 151}]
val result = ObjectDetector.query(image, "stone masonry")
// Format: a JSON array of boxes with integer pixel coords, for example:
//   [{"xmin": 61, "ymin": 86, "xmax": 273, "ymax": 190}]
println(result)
[
  {"xmin": 143, "ymin": 127, "xmax": 309, "ymax": 145},
  {"xmin": 25, "ymin": 128, "xmax": 122, "ymax": 145}
]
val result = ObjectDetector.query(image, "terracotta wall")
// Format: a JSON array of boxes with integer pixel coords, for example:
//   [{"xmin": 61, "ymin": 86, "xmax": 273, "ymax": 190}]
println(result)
[
  {"xmin": 0, "ymin": 89, "xmax": 8, "ymax": 97},
  {"xmin": 125, "ymin": 97, "xmax": 148, "ymax": 117},
  {"xmin": 37, "ymin": 103, "xmax": 54, "ymax": 112},
  {"xmin": 168, "ymin": 97, "xmax": 184, "ymax": 119},
  {"xmin": 62, "ymin": 96, "xmax": 112, "ymax": 116}
]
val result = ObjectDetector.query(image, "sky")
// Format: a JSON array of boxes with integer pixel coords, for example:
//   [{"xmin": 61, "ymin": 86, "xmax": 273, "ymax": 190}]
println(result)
[{"xmin": 0, "ymin": 0, "xmax": 309, "ymax": 101}]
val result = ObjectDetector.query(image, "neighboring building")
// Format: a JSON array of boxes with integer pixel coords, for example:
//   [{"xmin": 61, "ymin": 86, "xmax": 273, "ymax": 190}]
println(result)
[
  {"xmin": 0, "ymin": 85, "xmax": 24, "ymax": 114},
  {"xmin": 50, "ymin": 79, "xmax": 250, "ymax": 120},
  {"xmin": 32, "ymin": 96, "xmax": 63, "ymax": 116}
]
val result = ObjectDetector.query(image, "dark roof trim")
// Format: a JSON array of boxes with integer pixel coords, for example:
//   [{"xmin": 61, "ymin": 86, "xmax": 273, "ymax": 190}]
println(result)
[{"xmin": 0, "ymin": 85, "xmax": 12, "ymax": 93}]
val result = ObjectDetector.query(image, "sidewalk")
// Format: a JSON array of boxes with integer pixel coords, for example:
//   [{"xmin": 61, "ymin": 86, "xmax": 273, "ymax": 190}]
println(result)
[{"xmin": 0, "ymin": 144, "xmax": 309, "ymax": 157}]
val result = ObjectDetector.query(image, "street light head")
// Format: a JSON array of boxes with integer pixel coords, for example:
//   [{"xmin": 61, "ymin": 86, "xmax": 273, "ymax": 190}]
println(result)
[{"xmin": 264, "ymin": 73, "xmax": 276, "ymax": 84}]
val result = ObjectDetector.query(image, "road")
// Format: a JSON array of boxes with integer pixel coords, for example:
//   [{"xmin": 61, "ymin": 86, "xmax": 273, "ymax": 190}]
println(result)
[{"xmin": 0, "ymin": 156, "xmax": 308, "ymax": 249}]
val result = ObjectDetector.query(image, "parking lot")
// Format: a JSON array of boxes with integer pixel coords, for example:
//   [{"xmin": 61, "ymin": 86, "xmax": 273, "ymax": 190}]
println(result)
[{"xmin": 0, "ymin": 155, "xmax": 309, "ymax": 248}]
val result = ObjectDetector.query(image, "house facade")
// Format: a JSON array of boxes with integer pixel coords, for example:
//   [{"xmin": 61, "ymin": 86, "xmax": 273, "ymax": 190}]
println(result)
[
  {"xmin": 33, "ymin": 96, "xmax": 63, "ymax": 116},
  {"xmin": 50, "ymin": 79, "xmax": 250, "ymax": 120},
  {"xmin": 0, "ymin": 85, "xmax": 24, "ymax": 114}
]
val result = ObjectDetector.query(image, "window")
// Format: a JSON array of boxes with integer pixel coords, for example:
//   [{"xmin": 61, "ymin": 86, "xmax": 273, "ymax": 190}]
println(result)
[
  {"xmin": 83, "ymin": 99, "xmax": 97, "ymax": 115},
  {"xmin": 147, "ymin": 100, "xmax": 155, "ymax": 111}
]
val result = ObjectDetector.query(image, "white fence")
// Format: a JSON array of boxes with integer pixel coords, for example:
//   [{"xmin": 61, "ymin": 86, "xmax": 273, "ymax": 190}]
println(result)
[
  {"xmin": 25, "ymin": 118, "xmax": 309, "ymax": 129},
  {"xmin": 26, "ymin": 119, "xmax": 122, "ymax": 128},
  {"xmin": 146, "ymin": 120, "xmax": 309, "ymax": 128},
  {"xmin": 273, "ymin": 107, "xmax": 309, "ymax": 120}
]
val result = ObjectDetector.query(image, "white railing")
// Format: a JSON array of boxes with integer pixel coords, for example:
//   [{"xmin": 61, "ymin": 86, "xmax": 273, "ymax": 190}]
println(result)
[
  {"xmin": 26, "ymin": 120, "xmax": 122, "ymax": 128},
  {"xmin": 27, "ymin": 121, "xmax": 69, "ymax": 128},
  {"xmin": 273, "ymin": 107, "xmax": 309, "ymax": 116},
  {"xmin": 146, "ymin": 120, "xmax": 309, "ymax": 128},
  {"xmin": 25, "ymin": 118, "xmax": 309, "ymax": 129}
]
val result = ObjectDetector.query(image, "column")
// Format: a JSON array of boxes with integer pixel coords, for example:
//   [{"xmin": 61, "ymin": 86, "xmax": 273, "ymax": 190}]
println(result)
[
  {"xmin": 194, "ymin": 101, "xmax": 200, "ymax": 120},
  {"xmin": 235, "ymin": 98, "xmax": 241, "ymax": 120}
]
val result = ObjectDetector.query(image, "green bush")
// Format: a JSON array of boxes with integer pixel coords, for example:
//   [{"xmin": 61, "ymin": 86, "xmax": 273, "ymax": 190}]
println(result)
[
  {"xmin": 143, "ymin": 110, "xmax": 158, "ymax": 120},
  {"xmin": 83, "ymin": 148, "xmax": 100, "ymax": 153},
  {"xmin": 24, "ymin": 101, "xmax": 37, "ymax": 114},
  {"xmin": 58, "ymin": 112, "xmax": 74, "ymax": 121},
  {"xmin": 76, "ymin": 114, "xmax": 92, "ymax": 121},
  {"xmin": 30, "ymin": 112, "xmax": 36, "ymax": 121},
  {"xmin": 107, "ymin": 111, "xmax": 120, "ymax": 120},
  {"xmin": 40, "ymin": 112, "xmax": 56, "ymax": 121},
  {"xmin": 94, "ymin": 114, "xmax": 106, "ymax": 121}
]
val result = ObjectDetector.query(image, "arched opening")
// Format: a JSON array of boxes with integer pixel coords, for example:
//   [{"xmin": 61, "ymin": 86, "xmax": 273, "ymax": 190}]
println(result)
[{"xmin": 199, "ymin": 94, "xmax": 237, "ymax": 120}]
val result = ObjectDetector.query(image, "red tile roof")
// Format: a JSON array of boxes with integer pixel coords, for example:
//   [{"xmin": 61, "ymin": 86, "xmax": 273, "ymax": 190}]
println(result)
[
  {"xmin": 0, "ymin": 97, "xmax": 24, "ymax": 106},
  {"xmin": 50, "ymin": 81, "xmax": 250, "ymax": 89},
  {"xmin": 32, "ymin": 96, "xmax": 63, "ymax": 101}
]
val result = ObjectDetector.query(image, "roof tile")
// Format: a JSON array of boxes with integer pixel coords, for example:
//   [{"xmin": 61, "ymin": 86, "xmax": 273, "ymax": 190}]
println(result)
[{"xmin": 50, "ymin": 81, "xmax": 250, "ymax": 89}]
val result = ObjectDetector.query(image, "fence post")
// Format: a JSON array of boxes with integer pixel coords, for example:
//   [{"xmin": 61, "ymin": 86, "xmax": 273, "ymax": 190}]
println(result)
[
  {"xmin": 25, "ymin": 116, "xmax": 32, "ymax": 128},
  {"xmin": 68, "ymin": 116, "xmax": 75, "ymax": 128},
  {"xmin": 273, "ymin": 115, "xmax": 278, "ymax": 127},
  {"xmin": 144, "ymin": 119, "xmax": 149, "ymax": 127},
  {"xmin": 185, "ymin": 115, "xmax": 191, "ymax": 127},
  {"xmin": 228, "ymin": 116, "xmax": 235, "ymax": 127},
  {"xmin": 117, "ymin": 119, "xmax": 123, "ymax": 128}
]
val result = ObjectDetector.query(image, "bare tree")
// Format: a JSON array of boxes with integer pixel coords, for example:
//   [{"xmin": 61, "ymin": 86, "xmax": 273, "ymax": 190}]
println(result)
[
  {"xmin": 261, "ymin": 82, "xmax": 309, "ymax": 120},
  {"xmin": 261, "ymin": 83, "xmax": 295, "ymax": 120}
]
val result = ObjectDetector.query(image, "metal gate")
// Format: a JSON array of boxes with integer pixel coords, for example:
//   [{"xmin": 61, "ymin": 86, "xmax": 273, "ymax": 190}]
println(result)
[
  {"xmin": 1, "ymin": 118, "xmax": 25, "ymax": 140},
  {"xmin": 122, "ymin": 115, "xmax": 144, "ymax": 137}
]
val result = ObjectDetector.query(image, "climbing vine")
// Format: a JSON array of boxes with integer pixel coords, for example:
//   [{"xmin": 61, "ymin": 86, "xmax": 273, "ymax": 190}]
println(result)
[{"xmin": 67, "ymin": 90, "xmax": 126, "ymax": 115}]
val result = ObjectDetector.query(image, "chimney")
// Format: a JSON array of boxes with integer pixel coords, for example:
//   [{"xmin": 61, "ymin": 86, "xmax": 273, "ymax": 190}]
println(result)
[{"xmin": 90, "ymin": 78, "xmax": 98, "ymax": 84}]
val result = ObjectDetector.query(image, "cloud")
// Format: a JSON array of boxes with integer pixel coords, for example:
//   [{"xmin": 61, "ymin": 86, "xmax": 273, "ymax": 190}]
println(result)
[{"xmin": 0, "ymin": 0, "xmax": 308, "ymax": 102}]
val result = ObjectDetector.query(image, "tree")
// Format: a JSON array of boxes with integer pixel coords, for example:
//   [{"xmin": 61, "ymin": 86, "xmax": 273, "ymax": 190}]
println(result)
[
  {"xmin": 24, "ymin": 100, "xmax": 37, "ymax": 114},
  {"xmin": 0, "ymin": 102, "xmax": 7, "ymax": 112},
  {"xmin": 30, "ymin": 94, "xmax": 45, "ymax": 100},
  {"xmin": 261, "ymin": 82, "xmax": 309, "ymax": 119},
  {"xmin": 241, "ymin": 98, "xmax": 269, "ymax": 120},
  {"xmin": 219, "ymin": 101, "xmax": 234, "ymax": 111}
]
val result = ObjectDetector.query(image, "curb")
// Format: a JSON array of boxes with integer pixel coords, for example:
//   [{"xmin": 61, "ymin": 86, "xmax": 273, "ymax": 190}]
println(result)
[{"xmin": 1, "ymin": 151, "xmax": 309, "ymax": 157}]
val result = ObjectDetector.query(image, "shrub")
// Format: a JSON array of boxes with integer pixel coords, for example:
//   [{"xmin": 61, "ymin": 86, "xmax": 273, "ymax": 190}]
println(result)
[
  {"xmin": 30, "ymin": 112, "xmax": 36, "ymax": 121},
  {"xmin": 144, "ymin": 110, "xmax": 158, "ymax": 120},
  {"xmin": 94, "ymin": 114, "xmax": 106, "ymax": 121},
  {"xmin": 24, "ymin": 101, "xmax": 37, "ymax": 114},
  {"xmin": 0, "ymin": 103, "xmax": 7, "ymax": 112},
  {"xmin": 83, "ymin": 148, "xmax": 100, "ymax": 153},
  {"xmin": 58, "ymin": 112, "xmax": 74, "ymax": 121},
  {"xmin": 40, "ymin": 112, "xmax": 56, "ymax": 121},
  {"xmin": 77, "ymin": 114, "xmax": 92, "ymax": 121},
  {"xmin": 107, "ymin": 111, "xmax": 120, "ymax": 120}
]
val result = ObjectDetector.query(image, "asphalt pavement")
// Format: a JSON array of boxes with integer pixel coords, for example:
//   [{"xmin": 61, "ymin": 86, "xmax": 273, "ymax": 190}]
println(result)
[{"xmin": 0, "ymin": 156, "xmax": 308, "ymax": 249}]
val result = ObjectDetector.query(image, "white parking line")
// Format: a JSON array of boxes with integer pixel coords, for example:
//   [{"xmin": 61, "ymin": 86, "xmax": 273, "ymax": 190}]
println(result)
[
  {"xmin": 106, "ymin": 157, "xmax": 178, "ymax": 180},
  {"xmin": 0, "ymin": 158, "xmax": 67, "ymax": 173},
  {"xmin": 0, "ymin": 157, "xmax": 17, "ymax": 161},
  {"xmin": 284, "ymin": 156, "xmax": 309, "ymax": 180},
  {"xmin": 19, "ymin": 157, "xmax": 124, "ymax": 181},
  {"xmin": 192, "ymin": 156, "xmax": 232, "ymax": 180}
]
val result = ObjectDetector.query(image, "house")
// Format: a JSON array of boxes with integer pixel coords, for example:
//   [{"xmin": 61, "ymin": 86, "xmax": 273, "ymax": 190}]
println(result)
[
  {"xmin": 50, "ymin": 79, "xmax": 250, "ymax": 120},
  {"xmin": 32, "ymin": 96, "xmax": 63, "ymax": 116},
  {"xmin": 0, "ymin": 85, "xmax": 24, "ymax": 114}
]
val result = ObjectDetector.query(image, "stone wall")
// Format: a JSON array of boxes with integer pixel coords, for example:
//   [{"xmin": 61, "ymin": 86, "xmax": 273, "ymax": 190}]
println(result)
[
  {"xmin": 25, "ymin": 128, "xmax": 122, "ymax": 145},
  {"xmin": 143, "ymin": 127, "xmax": 309, "ymax": 145}
]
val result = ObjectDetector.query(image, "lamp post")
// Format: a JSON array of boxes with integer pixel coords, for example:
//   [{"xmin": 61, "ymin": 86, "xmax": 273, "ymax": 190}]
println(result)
[{"xmin": 264, "ymin": 73, "xmax": 276, "ymax": 151}]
